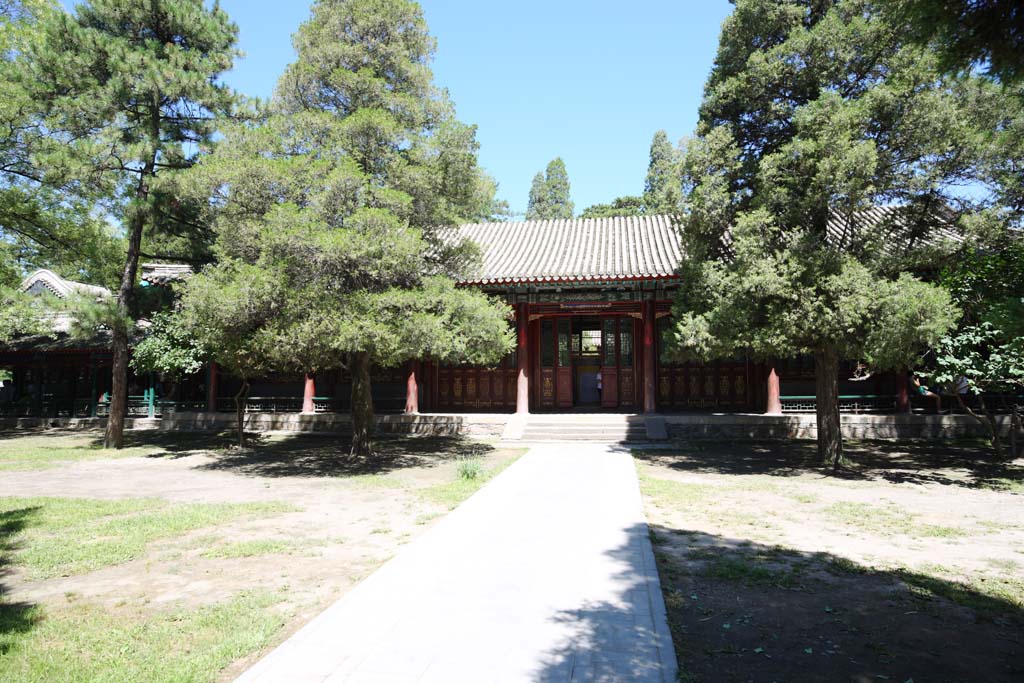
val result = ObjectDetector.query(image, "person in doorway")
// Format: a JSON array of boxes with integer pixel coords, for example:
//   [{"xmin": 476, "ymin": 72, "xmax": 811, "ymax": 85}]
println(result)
[{"xmin": 596, "ymin": 370, "xmax": 603, "ymax": 402}]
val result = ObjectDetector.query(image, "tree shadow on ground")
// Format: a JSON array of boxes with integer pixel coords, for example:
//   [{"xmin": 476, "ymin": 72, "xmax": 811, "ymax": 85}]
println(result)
[
  {"xmin": 185, "ymin": 433, "xmax": 497, "ymax": 478},
  {"xmin": 635, "ymin": 439, "xmax": 1024, "ymax": 490},
  {"xmin": 533, "ymin": 522, "xmax": 1023, "ymax": 683},
  {"xmin": 647, "ymin": 523, "xmax": 1024, "ymax": 683},
  {"xmin": 0, "ymin": 506, "xmax": 41, "ymax": 655}
]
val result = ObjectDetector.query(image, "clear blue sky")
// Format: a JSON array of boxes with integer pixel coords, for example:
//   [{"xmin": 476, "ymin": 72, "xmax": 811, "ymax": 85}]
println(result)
[
  {"xmin": 215, "ymin": 0, "xmax": 734, "ymax": 216},
  {"xmin": 63, "ymin": 1, "xmax": 734, "ymax": 216}
]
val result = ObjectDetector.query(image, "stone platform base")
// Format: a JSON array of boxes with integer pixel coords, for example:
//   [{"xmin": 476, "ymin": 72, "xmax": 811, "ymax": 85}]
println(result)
[
  {"xmin": 161, "ymin": 411, "xmax": 509, "ymax": 439},
  {"xmin": 0, "ymin": 411, "xmax": 1011, "ymax": 442},
  {"xmin": 662, "ymin": 413, "xmax": 1011, "ymax": 441}
]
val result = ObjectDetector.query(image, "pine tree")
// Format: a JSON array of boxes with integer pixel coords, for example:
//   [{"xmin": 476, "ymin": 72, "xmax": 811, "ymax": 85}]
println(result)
[
  {"xmin": 525, "ymin": 158, "xmax": 573, "ymax": 220},
  {"xmin": 0, "ymin": 0, "xmax": 122, "ymax": 289},
  {"xmin": 180, "ymin": 0, "xmax": 512, "ymax": 458},
  {"xmin": 526, "ymin": 172, "xmax": 548, "ymax": 220},
  {"xmin": 544, "ymin": 157, "xmax": 574, "ymax": 219},
  {"xmin": 20, "ymin": 0, "xmax": 241, "ymax": 448},
  {"xmin": 643, "ymin": 130, "xmax": 681, "ymax": 214},
  {"xmin": 667, "ymin": 0, "xmax": 994, "ymax": 467}
]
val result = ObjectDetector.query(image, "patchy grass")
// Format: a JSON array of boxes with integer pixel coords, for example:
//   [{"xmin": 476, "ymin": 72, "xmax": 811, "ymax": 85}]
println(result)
[
  {"xmin": 900, "ymin": 568, "xmax": 1024, "ymax": 613},
  {"xmin": 199, "ymin": 539, "xmax": 300, "ymax": 560},
  {"xmin": 636, "ymin": 443, "xmax": 1024, "ymax": 683},
  {"xmin": 0, "ymin": 497, "xmax": 297, "ymax": 579},
  {"xmin": 420, "ymin": 452, "xmax": 523, "ymax": 509},
  {"xmin": 0, "ymin": 590, "xmax": 286, "ymax": 683},
  {"xmin": 0, "ymin": 435, "xmax": 163, "ymax": 471},
  {"xmin": 823, "ymin": 501, "xmax": 969, "ymax": 539},
  {"xmin": 636, "ymin": 472, "xmax": 715, "ymax": 507}
]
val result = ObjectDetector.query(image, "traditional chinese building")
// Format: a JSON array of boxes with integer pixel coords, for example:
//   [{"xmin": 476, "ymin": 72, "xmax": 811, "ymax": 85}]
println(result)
[{"xmin": 2, "ymin": 216, "xmax": 911, "ymax": 420}]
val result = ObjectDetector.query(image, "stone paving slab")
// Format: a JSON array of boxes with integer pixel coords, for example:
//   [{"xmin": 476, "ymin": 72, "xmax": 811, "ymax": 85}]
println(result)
[{"xmin": 235, "ymin": 444, "xmax": 677, "ymax": 683}]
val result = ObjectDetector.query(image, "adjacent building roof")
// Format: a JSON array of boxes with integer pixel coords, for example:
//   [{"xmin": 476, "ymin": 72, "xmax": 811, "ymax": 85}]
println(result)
[
  {"xmin": 453, "ymin": 215, "xmax": 684, "ymax": 285},
  {"xmin": 140, "ymin": 263, "xmax": 194, "ymax": 286},
  {"xmin": 19, "ymin": 269, "xmax": 110, "ymax": 300},
  {"xmin": 109, "ymin": 209, "xmax": 962, "ymax": 290}
]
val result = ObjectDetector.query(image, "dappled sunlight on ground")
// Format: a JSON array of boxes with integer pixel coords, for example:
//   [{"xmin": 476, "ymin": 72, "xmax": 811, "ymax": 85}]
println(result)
[{"xmin": 636, "ymin": 442, "xmax": 1024, "ymax": 682}]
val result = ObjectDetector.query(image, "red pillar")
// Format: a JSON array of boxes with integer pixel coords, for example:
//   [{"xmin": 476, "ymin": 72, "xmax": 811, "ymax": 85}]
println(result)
[
  {"xmin": 206, "ymin": 361, "xmax": 218, "ymax": 413},
  {"xmin": 516, "ymin": 301, "xmax": 530, "ymax": 414},
  {"xmin": 896, "ymin": 368, "xmax": 911, "ymax": 414},
  {"xmin": 404, "ymin": 361, "xmax": 419, "ymax": 414},
  {"xmin": 302, "ymin": 373, "xmax": 315, "ymax": 414},
  {"xmin": 643, "ymin": 299, "xmax": 656, "ymax": 414},
  {"xmin": 765, "ymin": 360, "xmax": 783, "ymax": 415}
]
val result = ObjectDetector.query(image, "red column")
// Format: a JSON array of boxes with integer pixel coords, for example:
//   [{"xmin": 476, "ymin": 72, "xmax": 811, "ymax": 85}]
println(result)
[
  {"xmin": 516, "ymin": 301, "xmax": 530, "ymax": 414},
  {"xmin": 206, "ymin": 361, "xmax": 218, "ymax": 413},
  {"xmin": 302, "ymin": 373, "xmax": 315, "ymax": 414},
  {"xmin": 896, "ymin": 368, "xmax": 911, "ymax": 414},
  {"xmin": 643, "ymin": 299, "xmax": 656, "ymax": 414},
  {"xmin": 765, "ymin": 360, "xmax": 783, "ymax": 415},
  {"xmin": 404, "ymin": 361, "xmax": 419, "ymax": 414}
]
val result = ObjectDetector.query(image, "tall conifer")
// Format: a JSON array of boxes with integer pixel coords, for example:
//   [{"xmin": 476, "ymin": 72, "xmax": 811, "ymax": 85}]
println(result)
[
  {"xmin": 23, "ymin": 0, "xmax": 241, "ymax": 448},
  {"xmin": 180, "ymin": 0, "xmax": 512, "ymax": 458}
]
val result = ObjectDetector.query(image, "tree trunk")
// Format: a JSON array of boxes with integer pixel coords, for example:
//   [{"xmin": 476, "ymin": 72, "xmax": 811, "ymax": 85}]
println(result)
[
  {"xmin": 234, "ymin": 379, "xmax": 249, "ymax": 448},
  {"xmin": 103, "ymin": 206, "xmax": 146, "ymax": 449},
  {"xmin": 958, "ymin": 393, "xmax": 1003, "ymax": 458},
  {"xmin": 814, "ymin": 346, "xmax": 845, "ymax": 469},
  {"xmin": 1012, "ymin": 404, "xmax": 1019, "ymax": 460},
  {"xmin": 104, "ymin": 98, "xmax": 157, "ymax": 449},
  {"xmin": 350, "ymin": 351, "xmax": 375, "ymax": 459}
]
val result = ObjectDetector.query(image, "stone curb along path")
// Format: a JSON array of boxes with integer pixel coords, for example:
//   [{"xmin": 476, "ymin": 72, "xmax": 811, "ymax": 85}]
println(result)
[{"xmin": 236, "ymin": 444, "xmax": 678, "ymax": 683}]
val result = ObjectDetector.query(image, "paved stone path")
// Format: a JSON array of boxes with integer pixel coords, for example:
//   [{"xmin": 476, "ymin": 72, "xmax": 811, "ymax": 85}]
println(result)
[{"xmin": 236, "ymin": 444, "xmax": 677, "ymax": 683}]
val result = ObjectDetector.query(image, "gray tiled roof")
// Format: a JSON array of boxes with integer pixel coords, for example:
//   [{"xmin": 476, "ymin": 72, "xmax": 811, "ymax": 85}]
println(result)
[
  {"xmin": 453, "ymin": 215, "xmax": 684, "ymax": 285},
  {"xmin": 20, "ymin": 269, "xmax": 110, "ymax": 300},
  {"xmin": 141, "ymin": 263, "xmax": 194, "ymax": 285}
]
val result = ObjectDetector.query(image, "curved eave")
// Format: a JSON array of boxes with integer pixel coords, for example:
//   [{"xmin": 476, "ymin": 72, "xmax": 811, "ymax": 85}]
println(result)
[{"xmin": 457, "ymin": 274, "xmax": 681, "ymax": 286}]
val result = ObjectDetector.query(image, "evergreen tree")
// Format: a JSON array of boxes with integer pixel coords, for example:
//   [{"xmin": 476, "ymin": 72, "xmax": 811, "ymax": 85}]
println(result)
[
  {"xmin": 21, "ymin": 0, "xmax": 242, "ymax": 448},
  {"xmin": 0, "ymin": 0, "xmax": 122, "ymax": 289},
  {"xmin": 643, "ymin": 130, "xmax": 681, "ymax": 214},
  {"xmin": 580, "ymin": 196, "xmax": 645, "ymax": 219},
  {"xmin": 667, "ymin": 0, "xmax": 990, "ymax": 467},
  {"xmin": 180, "ymin": 0, "xmax": 512, "ymax": 458},
  {"xmin": 526, "ymin": 172, "xmax": 548, "ymax": 220},
  {"xmin": 543, "ymin": 157, "xmax": 574, "ymax": 219},
  {"xmin": 887, "ymin": 0, "xmax": 1024, "ymax": 84},
  {"xmin": 525, "ymin": 158, "xmax": 573, "ymax": 220}
]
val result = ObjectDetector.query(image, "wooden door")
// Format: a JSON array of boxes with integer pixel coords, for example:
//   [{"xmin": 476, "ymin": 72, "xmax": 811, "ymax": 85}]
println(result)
[
  {"xmin": 556, "ymin": 318, "xmax": 572, "ymax": 408},
  {"xmin": 601, "ymin": 318, "xmax": 618, "ymax": 407},
  {"xmin": 538, "ymin": 319, "xmax": 556, "ymax": 409}
]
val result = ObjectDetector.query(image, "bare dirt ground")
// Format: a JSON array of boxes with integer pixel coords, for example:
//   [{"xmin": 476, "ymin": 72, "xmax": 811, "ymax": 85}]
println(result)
[
  {"xmin": 0, "ymin": 430, "xmax": 520, "ymax": 681},
  {"xmin": 636, "ymin": 439, "xmax": 1024, "ymax": 683}
]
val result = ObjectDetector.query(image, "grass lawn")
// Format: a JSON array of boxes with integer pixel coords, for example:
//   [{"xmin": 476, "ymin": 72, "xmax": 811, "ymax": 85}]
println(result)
[
  {"xmin": 636, "ymin": 439, "xmax": 1024, "ymax": 683},
  {"xmin": 0, "ymin": 430, "xmax": 522, "ymax": 682},
  {"xmin": 0, "ymin": 434, "xmax": 163, "ymax": 471}
]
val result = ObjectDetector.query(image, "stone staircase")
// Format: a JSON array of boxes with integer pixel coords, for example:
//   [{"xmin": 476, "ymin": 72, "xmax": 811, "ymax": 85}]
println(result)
[{"xmin": 511, "ymin": 413, "xmax": 650, "ymax": 443}]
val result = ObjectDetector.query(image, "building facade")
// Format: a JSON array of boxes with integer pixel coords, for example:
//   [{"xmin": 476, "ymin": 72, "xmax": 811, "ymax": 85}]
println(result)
[{"xmin": 2, "ymin": 216, "xmax": 912, "ymax": 419}]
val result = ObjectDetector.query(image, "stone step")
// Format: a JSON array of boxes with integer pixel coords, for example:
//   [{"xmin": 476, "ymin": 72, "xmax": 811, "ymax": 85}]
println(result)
[{"xmin": 521, "ymin": 430, "xmax": 647, "ymax": 442}]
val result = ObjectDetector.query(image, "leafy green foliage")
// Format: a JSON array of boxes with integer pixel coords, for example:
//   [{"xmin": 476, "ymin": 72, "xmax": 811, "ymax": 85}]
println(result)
[
  {"xmin": 932, "ymin": 322, "xmax": 1024, "ymax": 395},
  {"xmin": 526, "ymin": 157, "xmax": 573, "ymax": 219},
  {"xmin": 130, "ymin": 310, "xmax": 207, "ymax": 378}
]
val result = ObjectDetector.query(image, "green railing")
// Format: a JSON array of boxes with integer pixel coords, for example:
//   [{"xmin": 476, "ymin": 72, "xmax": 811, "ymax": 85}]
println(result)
[{"xmin": 780, "ymin": 394, "xmax": 894, "ymax": 414}]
